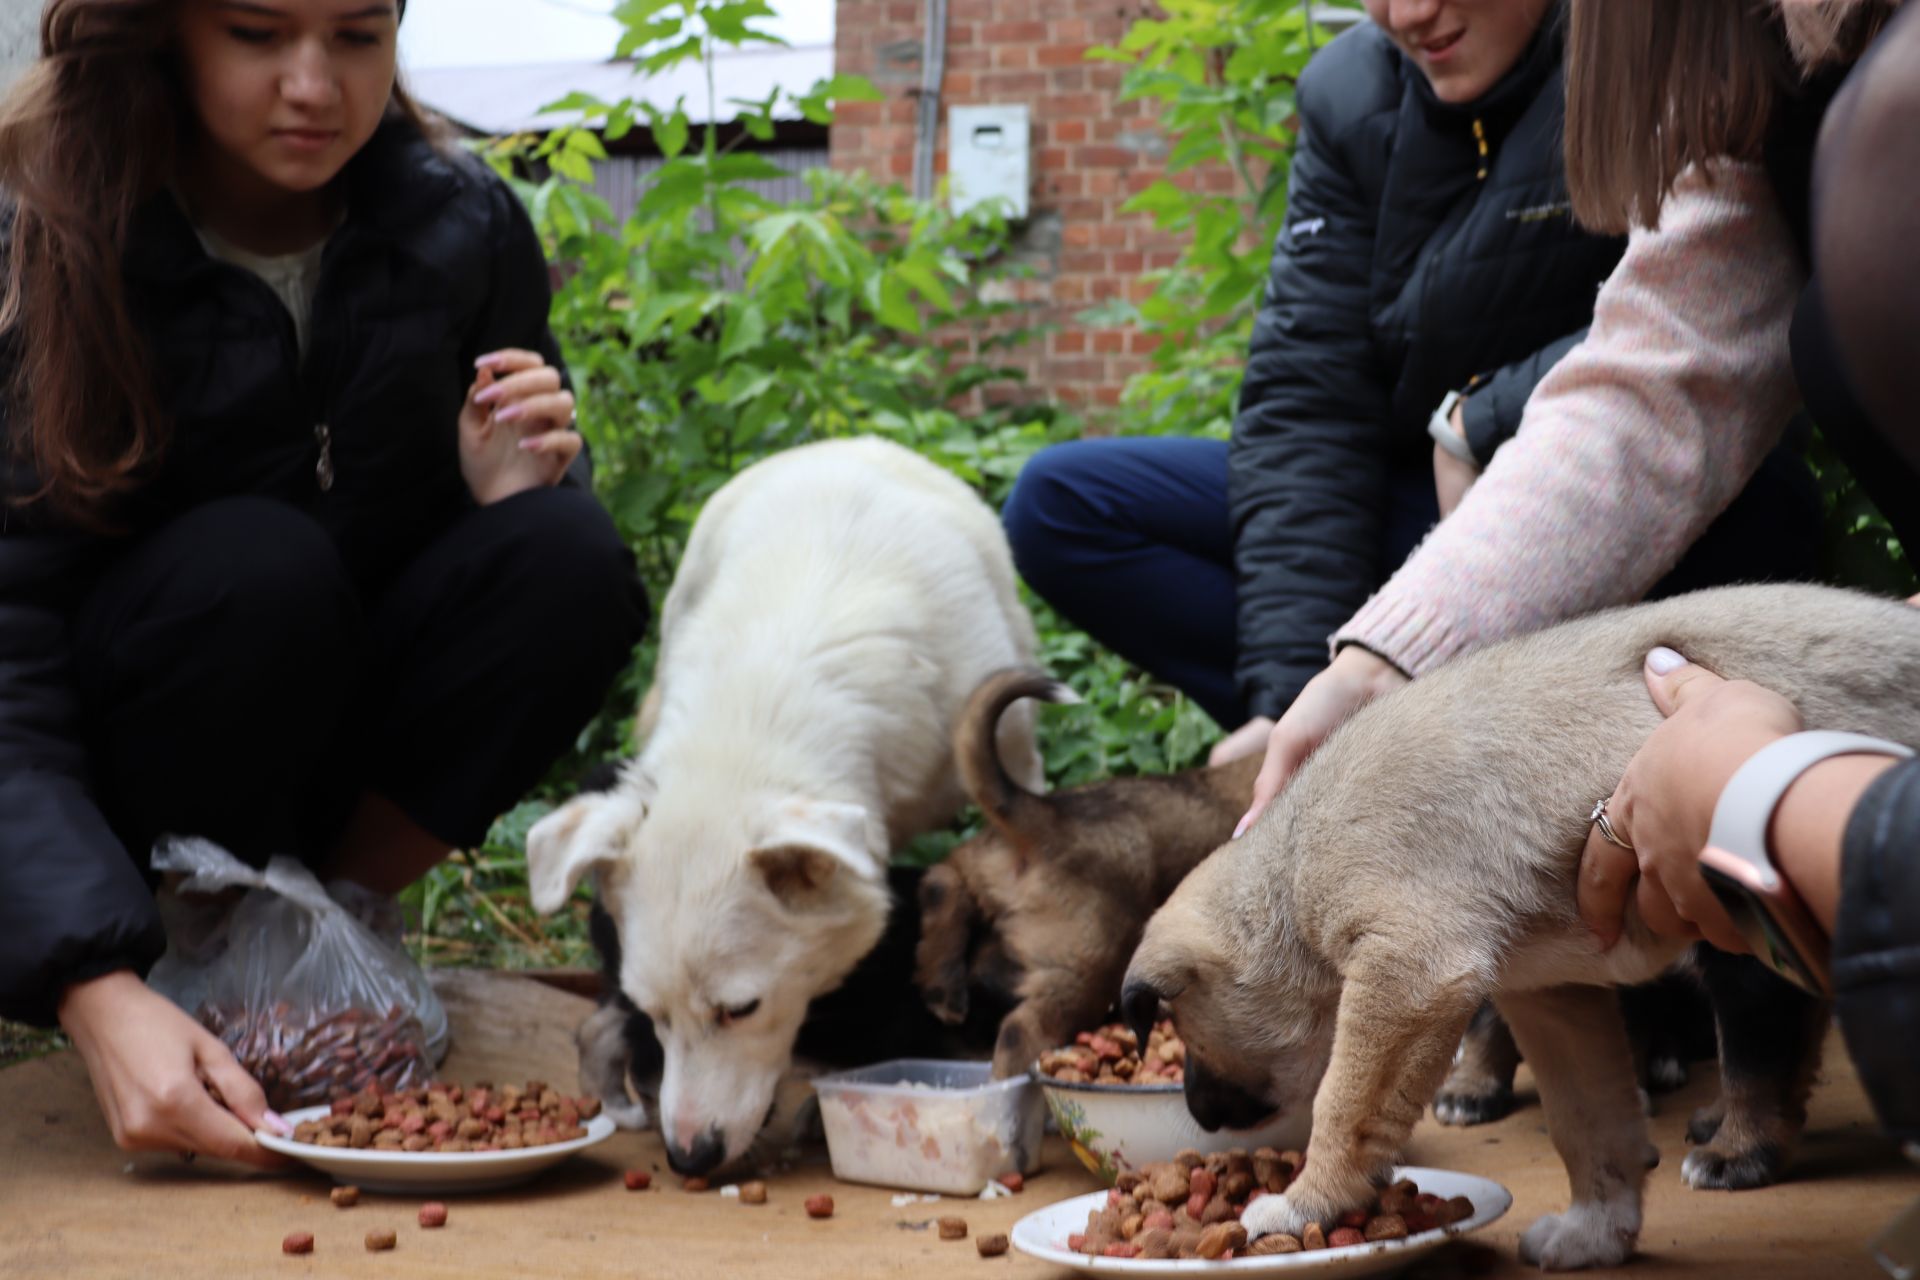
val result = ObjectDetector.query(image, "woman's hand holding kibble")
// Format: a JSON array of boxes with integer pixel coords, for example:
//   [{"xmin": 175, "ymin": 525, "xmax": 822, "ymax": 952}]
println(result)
[
  {"xmin": 58, "ymin": 970, "xmax": 290, "ymax": 1168},
  {"xmin": 458, "ymin": 349, "xmax": 582, "ymax": 506}
]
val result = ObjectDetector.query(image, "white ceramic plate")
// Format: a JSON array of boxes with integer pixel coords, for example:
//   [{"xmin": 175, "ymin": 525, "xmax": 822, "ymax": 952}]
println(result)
[
  {"xmin": 1009, "ymin": 1167, "xmax": 1511, "ymax": 1279},
  {"xmin": 256, "ymin": 1105, "xmax": 617, "ymax": 1194}
]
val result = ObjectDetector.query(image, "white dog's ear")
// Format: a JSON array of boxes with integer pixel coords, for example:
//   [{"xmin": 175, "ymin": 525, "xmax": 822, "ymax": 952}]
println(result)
[
  {"xmin": 525, "ymin": 789, "xmax": 647, "ymax": 914},
  {"xmin": 748, "ymin": 799, "xmax": 880, "ymax": 907}
]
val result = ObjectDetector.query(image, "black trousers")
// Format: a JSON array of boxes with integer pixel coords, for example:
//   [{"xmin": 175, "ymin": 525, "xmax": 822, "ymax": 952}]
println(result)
[{"xmin": 70, "ymin": 489, "xmax": 648, "ymax": 868}]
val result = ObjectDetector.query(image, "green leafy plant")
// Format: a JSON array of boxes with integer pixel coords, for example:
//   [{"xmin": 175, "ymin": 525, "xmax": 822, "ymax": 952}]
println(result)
[{"xmin": 479, "ymin": 0, "xmax": 1066, "ymax": 586}]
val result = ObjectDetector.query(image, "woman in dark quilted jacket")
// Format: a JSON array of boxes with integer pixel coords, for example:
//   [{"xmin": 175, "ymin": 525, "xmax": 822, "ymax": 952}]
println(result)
[
  {"xmin": 1001, "ymin": 0, "xmax": 1818, "ymax": 776},
  {"xmin": 0, "ymin": 1, "xmax": 646, "ymax": 1164}
]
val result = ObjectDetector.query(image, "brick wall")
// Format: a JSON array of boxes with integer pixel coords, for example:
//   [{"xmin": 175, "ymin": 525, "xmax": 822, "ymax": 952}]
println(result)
[{"xmin": 831, "ymin": 0, "xmax": 1239, "ymax": 413}]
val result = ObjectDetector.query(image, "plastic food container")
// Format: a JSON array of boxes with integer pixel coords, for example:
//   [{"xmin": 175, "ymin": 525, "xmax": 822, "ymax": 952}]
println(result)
[{"xmin": 813, "ymin": 1059, "xmax": 1044, "ymax": 1195}]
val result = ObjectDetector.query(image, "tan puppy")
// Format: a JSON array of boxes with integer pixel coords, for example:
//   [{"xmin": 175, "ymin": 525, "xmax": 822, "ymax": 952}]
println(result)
[
  {"xmin": 915, "ymin": 670, "xmax": 1260, "ymax": 1077},
  {"xmin": 1123, "ymin": 584, "xmax": 1920, "ymax": 1271}
]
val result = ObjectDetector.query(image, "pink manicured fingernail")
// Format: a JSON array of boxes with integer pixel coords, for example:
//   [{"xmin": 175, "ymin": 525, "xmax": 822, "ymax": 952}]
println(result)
[
  {"xmin": 518, "ymin": 437, "xmax": 544, "ymax": 451},
  {"xmin": 475, "ymin": 384, "xmax": 502, "ymax": 405},
  {"xmin": 1646, "ymin": 647, "xmax": 1687, "ymax": 675},
  {"xmin": 1232, "ymin": 815, "xmax": 1250, "ymax": 840},
  {"xmin": 263, "ymin": 1110, "xmax": 292, "ymax": 1137},
  {"xmin": 475, "ymin": 353, "xmax": 500, "ymax": 369},
  {"xmin": 495, "ymin": 404, "xmax": 523, "ymax": 422}
]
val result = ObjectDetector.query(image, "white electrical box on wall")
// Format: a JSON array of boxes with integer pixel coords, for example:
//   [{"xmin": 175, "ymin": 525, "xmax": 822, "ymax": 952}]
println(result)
[{"xmin": 948, "ymin": 105, "xmax": 1031, "ymax": 220}]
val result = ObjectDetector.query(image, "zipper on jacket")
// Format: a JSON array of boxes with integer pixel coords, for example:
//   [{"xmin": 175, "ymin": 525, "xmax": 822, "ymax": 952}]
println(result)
[
  {"xmin": 314, "ymin": 423, "xmax": 335, "ymax": 492},
  {"xmin": 1472, "ymin": 118, "xmax": 1489, "ymax": 180}
]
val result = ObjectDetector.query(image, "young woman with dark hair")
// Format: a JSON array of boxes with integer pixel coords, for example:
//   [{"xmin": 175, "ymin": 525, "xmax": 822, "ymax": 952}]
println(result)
[{"xmin": 0, "ymin": 0, "xmax": 647, "ymax": 1164}]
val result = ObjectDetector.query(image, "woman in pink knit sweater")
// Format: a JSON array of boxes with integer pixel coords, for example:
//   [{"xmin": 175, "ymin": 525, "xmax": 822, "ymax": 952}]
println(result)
[{"xmin": 1236, "ymin": 0, "xmax": 1905, "ymax": 829}]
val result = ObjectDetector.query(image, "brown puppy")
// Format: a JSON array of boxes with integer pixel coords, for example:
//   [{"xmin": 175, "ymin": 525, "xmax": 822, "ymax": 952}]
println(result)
[
  {"xmin": 915, "ymin": 670, "xmax": 1260, "ymax": 1078},
  {"xmin": 1123, "ymin": 584, "xmax": 1920, "ymax": 1271}
]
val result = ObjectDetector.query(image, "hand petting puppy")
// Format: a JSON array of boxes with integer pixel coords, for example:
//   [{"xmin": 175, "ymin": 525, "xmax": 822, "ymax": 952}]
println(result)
[{"xmin": 459, "ymin": 348, "xmax": 581, "ymax": 506}]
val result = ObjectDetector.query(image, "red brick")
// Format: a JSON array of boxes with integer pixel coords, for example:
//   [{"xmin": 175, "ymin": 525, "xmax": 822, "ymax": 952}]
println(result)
[
  {"xmin": 993, "ymin": 44, "xmax": 1031, "ymax": 68},
  {"xmin": 1091, "ymin": 330, "xmax": 1125, "ymax": 354},
  {"xmin": 1052, "ymin": 119, "xmax": 1088, "ymax": 144},
  {"xmin": 981, "ymin": 19, "xmax": 1049, "ymax": 42},
  {"xmin": 1036, "ymin": 43, "xmax": 1091, "ymax": 67},
  {"xmin": 977, "ymin": 70, "xmax": 1046, "ymax": 94},
  {"xmin": 1129, "ymin": 331, "xmax": 1162, "ymax": 355},
  {"xmin": 1110, "ymin": 250, "xmax": 1144, "ymax": 274},
  {"xmin": 1054, "ymin": 331, "xmax": 1088, "ymax": 354}
]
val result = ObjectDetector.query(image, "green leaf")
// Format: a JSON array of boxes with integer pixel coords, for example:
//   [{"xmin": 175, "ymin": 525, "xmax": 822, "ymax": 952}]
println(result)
[
  {"xmin": 719, "ymin": 301, "xmax": 768, "ymax": 361},
  {"xmin": 648, "ymin": 103, "xmax": 690, "ymax": 158},
  {"xmin": 814, "ymin": 73, "xmax": 883, "ymax": 102},
  {"xmin": 549, "ymin": 148, "xmax": 595, "ymax": 184},
  {"xmin": 895, "ymin": 257, "xmax": 954, "ymax": 312}
]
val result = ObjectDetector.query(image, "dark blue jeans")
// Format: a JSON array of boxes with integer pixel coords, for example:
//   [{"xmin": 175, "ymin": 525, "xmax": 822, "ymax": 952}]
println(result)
[{"xmin": 1001, "ymin": 436, "xmax": 1822, "ymax": 729}]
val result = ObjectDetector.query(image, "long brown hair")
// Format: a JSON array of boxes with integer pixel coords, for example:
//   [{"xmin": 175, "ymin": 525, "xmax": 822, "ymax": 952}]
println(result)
[
  {"xmin": 1564, "ymin": 0, "xmax": 1794, "ymax": 235},
  {"xmin": 1, "ymin": 1, "xmax": 180, "ymax": 523},
  {"xmin": 0, "ymin": 0, "xmax": 432, "ymax": 525},
  {"xmin": 1565, "ymin": 0, "xmax": 1897, "ymax": 235}
]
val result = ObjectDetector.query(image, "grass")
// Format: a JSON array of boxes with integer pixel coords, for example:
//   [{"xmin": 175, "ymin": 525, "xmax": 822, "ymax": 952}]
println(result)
[{"xmin": 0, "ymin": 1022, "xmax": 67, "ymax": 1071}]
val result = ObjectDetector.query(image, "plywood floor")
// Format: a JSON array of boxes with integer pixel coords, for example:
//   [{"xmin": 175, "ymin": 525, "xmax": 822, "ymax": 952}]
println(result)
[{"xmin": 1, "ymin": 971, "xmax": 1911, "ymax": 1279}]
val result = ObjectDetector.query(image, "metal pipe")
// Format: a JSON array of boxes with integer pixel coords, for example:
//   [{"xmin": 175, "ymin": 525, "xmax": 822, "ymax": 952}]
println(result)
[{"xmin": 912, "ymin": 0, "xmax": 948, "ymax": 202}]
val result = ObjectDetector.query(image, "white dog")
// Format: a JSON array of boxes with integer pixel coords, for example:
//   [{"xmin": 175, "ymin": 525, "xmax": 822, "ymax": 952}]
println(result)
[{"xmin": 526, "ymin": 437, "xmax": 1041, "ymax": 1175}]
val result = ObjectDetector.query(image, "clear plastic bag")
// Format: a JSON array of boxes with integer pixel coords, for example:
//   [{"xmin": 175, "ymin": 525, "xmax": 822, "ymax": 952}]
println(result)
[{"xmin": 146, "ymin": 837, "xmax": 449, "ymax": 1112}]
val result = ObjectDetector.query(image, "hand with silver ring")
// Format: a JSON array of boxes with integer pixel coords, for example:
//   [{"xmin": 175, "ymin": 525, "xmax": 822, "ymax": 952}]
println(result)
[
  {"xmin": 1576, "ymin": 646, "xmax": 1802, "ymax": 953},
  {"xmin": 1588, "ymin": 796, "xmax": 1632, "ymax": 851}
]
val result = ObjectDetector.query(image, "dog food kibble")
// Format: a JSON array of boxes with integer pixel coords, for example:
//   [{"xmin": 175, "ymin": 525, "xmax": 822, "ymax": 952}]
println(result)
[
  {"xmin": 364, "ymin": 1227, "xmax": 397, "ymax": 1252},
  {"xmin": 805, "ymin": 1194, "xmax": 835, "ymax": 1219},
  {"xmin": 1070, "ymin": 1164, "xmax": 1471, "ymax": 1262},
  {"xmin": 1039, "ymin": 1019, "xmax": 1185, "ymax": 1085},
  {"xmin": 329, "ymin": 1185, "xmax": 360, "ymax": 1208},
  {"xmin": 281, "ymin": 1232, "xmax": 314, "ymax": 1255},
  {"xmin": 289, "ymin": 1080, "xmax": 596, "ymax": 1153},
  {"xmin": 1249, "ymin": 1234, "xmax": 1302, "ymax": 1256},
  {"xmin": 418, "ymin": 1202, "xmax": 448, "ymax": 1229},
  {"xmin": 683, "ymin": 1176, "xmax": 710, "ymax": 1192},
  {"xmin": 623, "ymin": 1169, "xmax": 652, "ymax": 1191},
  {"xmin": 739, "ymin": 1181, "xmax": 768, "ymax": 1204},
  {"xmin": 202, "ymin": 1003, "xmax": 431, "ymax": 1112},
  {"xmin": 996, "ymin": 1172, "xmax": 1024, "ymax": 1193},
  {"xmin": 938, "ymin": 1216, "xmax": 969, "ymax": 1240},
  {"xmin": 976, "ymin": 1232, "xmax": 1010, "ymax": 1258}
]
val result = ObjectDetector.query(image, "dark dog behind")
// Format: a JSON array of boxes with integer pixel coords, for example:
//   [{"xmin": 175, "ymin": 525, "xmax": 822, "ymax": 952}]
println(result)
[{"xmin": 915, "ymin": 670, "xmax": 1265, "ymax": 1078}]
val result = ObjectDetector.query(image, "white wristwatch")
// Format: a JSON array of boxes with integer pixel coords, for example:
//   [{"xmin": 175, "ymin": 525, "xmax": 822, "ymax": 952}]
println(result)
[
  {"xmin": 1701, "ymin": 730, "xmax": 1913, "ymax": 994},
  {"xmin": 1428, "ymin": 390, "xmax": 1476, "ymax": 465}
]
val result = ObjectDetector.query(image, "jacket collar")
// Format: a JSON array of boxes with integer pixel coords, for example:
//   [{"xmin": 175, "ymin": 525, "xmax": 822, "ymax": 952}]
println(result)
[
  {"xmin": 1407, "ymin": 0, "xmax": 1566, "ymax": 126},
  {"xmin": 124, "ymin": 113, "xmax": 464, "ymax": 284}
]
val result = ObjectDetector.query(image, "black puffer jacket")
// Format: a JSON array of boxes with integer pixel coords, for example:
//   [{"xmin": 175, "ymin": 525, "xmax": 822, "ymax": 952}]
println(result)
[
  {"xmin": 0, "ymin": 118, "xmax": 580, "ymax": 1025},
  {"xmin": 1229, "ymin": 6, "xmax": 1625, "ymax": 719}
]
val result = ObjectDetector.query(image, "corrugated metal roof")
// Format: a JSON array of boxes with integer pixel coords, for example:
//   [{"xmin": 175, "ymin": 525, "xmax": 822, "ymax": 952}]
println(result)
[{"xmin": 408, "ymin": 42, "xmax": 835, "ymax": 136}]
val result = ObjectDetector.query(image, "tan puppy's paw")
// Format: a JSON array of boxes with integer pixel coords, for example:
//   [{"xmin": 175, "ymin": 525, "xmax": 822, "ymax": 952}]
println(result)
[
  {"xmin": 1516, "ymin": 1202, "xmax": 1639, "ymax": 1271},
  {"xmin": 1239, "ymin": 1192, "xmax": 1312, "ymax": 1241}
]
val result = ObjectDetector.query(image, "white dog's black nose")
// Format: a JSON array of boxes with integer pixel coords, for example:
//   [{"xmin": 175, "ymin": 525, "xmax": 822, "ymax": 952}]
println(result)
[{"xmin": 666, "ymin": 1126, "xmax": 727, "ymax": 1177}]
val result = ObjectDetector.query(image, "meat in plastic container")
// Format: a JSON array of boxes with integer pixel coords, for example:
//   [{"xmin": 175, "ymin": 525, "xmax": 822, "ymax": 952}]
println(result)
[{"xmin": 812, "ymin": 1059, "xmax": 1044, "ymax": 1195}]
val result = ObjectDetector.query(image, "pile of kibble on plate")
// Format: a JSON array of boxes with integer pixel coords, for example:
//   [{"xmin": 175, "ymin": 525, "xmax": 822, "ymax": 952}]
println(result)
[
  {"xmin": 1037, "ymin": 1019, "xmax": 1185, "ymax": 1085},
  {"xmin": 1071, "ymin": 1150, "xmax": 1475, "ymax": 1261},
  {"xmin": 290, "ymin": 1080, "xmax": 600, "ymax": 1152}
]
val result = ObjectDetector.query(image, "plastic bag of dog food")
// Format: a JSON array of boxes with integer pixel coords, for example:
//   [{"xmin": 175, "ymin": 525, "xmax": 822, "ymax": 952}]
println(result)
[{"xmin": 147, "ymin": 837, "xmax": 448, "ymax": 1112}]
